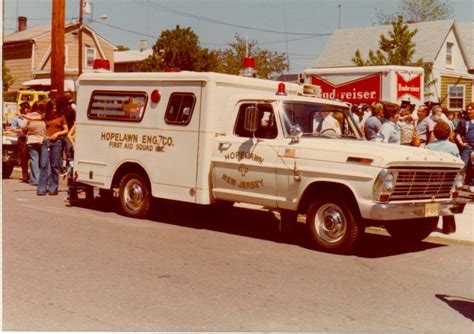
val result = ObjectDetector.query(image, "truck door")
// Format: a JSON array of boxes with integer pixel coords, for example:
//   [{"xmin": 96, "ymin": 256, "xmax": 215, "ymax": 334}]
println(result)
[{"xmin": 211, "ymin": 102, "xmax": 279, "ymax": 207}]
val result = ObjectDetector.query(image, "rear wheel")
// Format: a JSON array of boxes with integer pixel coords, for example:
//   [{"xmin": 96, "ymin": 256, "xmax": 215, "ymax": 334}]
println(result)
[
  {"xmin": 306, "ymin": 196, "xmax": 362, "ymax": 254},
  {"xmin": 386, "ymin": 217, "xmax": 438, "ymax": 243},
  {"xmin": 119, "ymin": 173, "xmax": 151, "ymax": 218}
]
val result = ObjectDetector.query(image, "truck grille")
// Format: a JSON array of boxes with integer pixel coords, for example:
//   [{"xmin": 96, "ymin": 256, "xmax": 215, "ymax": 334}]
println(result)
[{"xmin": 390, "ymin": 168, "xmax": 458, "ymax": 201}]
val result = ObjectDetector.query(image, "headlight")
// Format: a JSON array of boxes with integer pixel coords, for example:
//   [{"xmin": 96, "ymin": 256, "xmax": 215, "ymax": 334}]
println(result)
[
  {"xmin": 383, "ymin": 172, "xmax": 395, "ymax": 193},
  {"xmin": 454, "ymin": 171, "xmax": 465, "ymax": 190},
  {"xmin": 372, "ymin": 169, "xmax": 397, "ymax": 202}
]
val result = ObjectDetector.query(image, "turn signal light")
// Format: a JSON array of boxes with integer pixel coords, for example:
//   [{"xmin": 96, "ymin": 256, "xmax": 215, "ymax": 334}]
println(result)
[{"xmin": 379, "ymin": 194, "xmax": 390, "ymax": 203}]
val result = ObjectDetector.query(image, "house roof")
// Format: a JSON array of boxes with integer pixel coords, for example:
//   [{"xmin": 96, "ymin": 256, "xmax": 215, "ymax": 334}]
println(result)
[
  {"xmin": 4, "ymin": 22, "xmax": 115, "ymax": 49},
  {"xmin": 4, "ymin": 23, "xmax": 52, "ymax": 43},
  {"xmin": 114, "ymin": 49, "xmax": 153, "ymax": 63},
  {"xmin": 456, "ymin": 21, "xmax": 474, "ymax": 70},
  {"xmin": 315, "ymin": 20, "xmax": 461, "ymax": 69}
]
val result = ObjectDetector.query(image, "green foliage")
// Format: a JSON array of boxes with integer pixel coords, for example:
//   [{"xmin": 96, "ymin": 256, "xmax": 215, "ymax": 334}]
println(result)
[
  {"xmin": 139, "ymin": 25, "xmax": 219, "ymax": 72},
  {"xmin": 353, "ymin": 16, "xmax": 420, "ymax": 66},
  {"xmin": 217, "ymin": 35, "xmax": 288, "ymax": 79},
  {"xmin": 116, "ymin": 45, "xmax": 130, "ymax": 51},
  {"xmin": 3, "ymin": 61, "xmax": 14, "ymax": 92},
  {"xmin": 376, "ymin": 0, "xmax": 453, "ymax": 25},
  {"xmin": 216, "ymin": 34, "xmax": 288, "ymax": 79},
  {"xmin": 352, "ymin": 16, "xmax": 435, "ymax": 94}
]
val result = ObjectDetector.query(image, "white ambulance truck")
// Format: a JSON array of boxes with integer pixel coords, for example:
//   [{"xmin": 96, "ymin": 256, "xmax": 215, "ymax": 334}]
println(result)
[
  {"xmin": 302, "ymin": 66, "xmax": 425, "ymax": 106},
  {"xmin": 74, "ymin": 70, "xmax": 465, "ymax": 253}
]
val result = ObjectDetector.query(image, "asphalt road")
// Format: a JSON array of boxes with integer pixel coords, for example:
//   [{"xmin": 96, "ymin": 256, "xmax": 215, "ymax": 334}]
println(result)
[{"xmin": 2, "ymin": 178, "xmax": 474, "ymax": 331}]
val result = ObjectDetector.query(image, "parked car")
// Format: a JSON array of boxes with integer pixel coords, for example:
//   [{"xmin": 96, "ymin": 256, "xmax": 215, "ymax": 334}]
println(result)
[{"xmin": 2, "ymin": 130, "xmax": 20, "ymax": 179}]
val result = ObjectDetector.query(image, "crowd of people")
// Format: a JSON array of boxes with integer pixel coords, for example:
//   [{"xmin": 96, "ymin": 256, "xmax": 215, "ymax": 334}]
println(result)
[
  {"xmin": 6, "ymin": 92, "xmax": 77, "ymax": 201},
  {"xmin": 5, "ymin": 93, "xmax": 474, "ymax": 202},
  {"xmin": 353, "ymin": 100, "xmax": 474, "ymax": 192}
]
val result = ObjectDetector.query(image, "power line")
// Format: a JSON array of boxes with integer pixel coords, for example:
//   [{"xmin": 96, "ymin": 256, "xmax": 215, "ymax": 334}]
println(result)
[{"xmin": 132, "ymin": 0, "xmax": 330, "ymax": 36}]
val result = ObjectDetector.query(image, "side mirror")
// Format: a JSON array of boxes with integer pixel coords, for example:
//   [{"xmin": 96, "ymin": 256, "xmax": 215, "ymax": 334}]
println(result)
[
  {"xmin": 244, "ymin": 106, "xmax": 259, "ymax": 133},
  {"xmin": 290, "ymin": 124, "xmax": 302, "ymax": 143}
]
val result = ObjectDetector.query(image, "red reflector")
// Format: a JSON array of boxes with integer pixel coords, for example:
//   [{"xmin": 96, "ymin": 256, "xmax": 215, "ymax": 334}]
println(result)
[
  {"xmin": 165, "ymin": 67, "xmax": 180, "ymax": 72},
  {"xmin": 151, "ymin": 89, "xmax": 160, "ymax": 104},
  {"xmin": 93, "ymin": 59, "xmax": 110, "ymax": 70},
  {"xmin": 379, "ymin": 194, "xmax": 390, "ymax": 203},
  {"xmin": 452, "ymin": 191, "xmax": 458, "ymax": 198}
]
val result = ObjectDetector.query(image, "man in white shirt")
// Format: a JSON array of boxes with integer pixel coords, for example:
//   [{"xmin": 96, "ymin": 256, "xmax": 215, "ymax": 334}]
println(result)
[{"xmin": 313, "ymin": 111, "xmax": 341, "ymax": 135}]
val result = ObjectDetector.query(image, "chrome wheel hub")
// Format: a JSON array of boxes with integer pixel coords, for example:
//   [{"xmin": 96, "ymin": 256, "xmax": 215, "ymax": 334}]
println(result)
[
  {"xmin": 314, "ymin": 203, "xmax": 347, "ymax": 243},
  {"xmin": 124, "ymin": 180, "xmax": 144, "ymax": 211}
]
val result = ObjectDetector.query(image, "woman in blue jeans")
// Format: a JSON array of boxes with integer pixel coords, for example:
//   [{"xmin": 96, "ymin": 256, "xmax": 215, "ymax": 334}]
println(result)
[
  {"xmin": 23, "ymin": 102, "xmax": 46, "ymax": 186},
  {"xmin": 37, "ymin": 101, "xmax": 68, "ymax": 196}
]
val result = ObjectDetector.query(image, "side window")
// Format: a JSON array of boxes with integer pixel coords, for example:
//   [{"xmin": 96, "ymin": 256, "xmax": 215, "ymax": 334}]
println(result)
[
  {"xmin": 87, "ymin": 91, "xmax": 147, "ymax": 121},
  {"xmin": 235, "ymin": 103, "xmax": 277, "ymax": 139},
  {"xmin": 165, "ymin": 93, "xmax": 196, "ymax": 125}
]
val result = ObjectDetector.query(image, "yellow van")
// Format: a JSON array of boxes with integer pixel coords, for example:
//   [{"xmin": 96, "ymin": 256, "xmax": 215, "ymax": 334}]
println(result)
[{"xmin": 3, "ymin": 90, "xmax": 49, "ymax": 122}]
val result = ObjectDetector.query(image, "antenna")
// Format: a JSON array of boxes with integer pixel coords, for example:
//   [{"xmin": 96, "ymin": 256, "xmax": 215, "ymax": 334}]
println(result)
[
  {"xmin": 245, "ymin": 37, "xmax": 249, "ymax": 58},
  {"xmin": 338, "ymin": 4, "xmax": 341, "ymax": 29},
  {"xmin": 282, "ymin": 0, "xmax": 290, "ymax": 72}
]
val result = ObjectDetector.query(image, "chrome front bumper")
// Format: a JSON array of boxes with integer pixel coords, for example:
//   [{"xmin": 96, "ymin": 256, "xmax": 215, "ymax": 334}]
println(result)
[{"xmin": 370, "ymin": 199, "xmax": 466, "ymax": 221}]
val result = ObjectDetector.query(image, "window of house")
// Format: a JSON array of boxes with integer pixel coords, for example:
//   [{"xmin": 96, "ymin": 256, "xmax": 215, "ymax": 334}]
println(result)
[
  {"xmin": 234, "ymin": 103, "xmax": 278, "ymax": 139},
  {"xmin": 446, "ymin": 42, "xmax": 453, "ymax": 65},
  {"xmin": 87, "ymin": 91, "xmax": 147, "ymax": 121},
  {"xmin": 86, "ymin": 48, "xmax": 96, "ymax": 68},
  {"xmin": 164, "ymin": 93, "xmax": 196, "ymax": 125},
  {"xmin": 448, "ymin": 85, "xmax": 464, "ymax": 110}
]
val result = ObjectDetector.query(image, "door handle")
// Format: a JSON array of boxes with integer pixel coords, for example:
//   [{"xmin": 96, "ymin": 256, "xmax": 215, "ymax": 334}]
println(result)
[{"xmin": 218, "ymin": 142, "xmax": 232, "ymax": 150}]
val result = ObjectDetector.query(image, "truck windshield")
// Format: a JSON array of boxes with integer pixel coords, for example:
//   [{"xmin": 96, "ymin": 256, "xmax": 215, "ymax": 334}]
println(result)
[{"xmin": 281, "ymin": 102, "xmax": 362, "ymax": 139}]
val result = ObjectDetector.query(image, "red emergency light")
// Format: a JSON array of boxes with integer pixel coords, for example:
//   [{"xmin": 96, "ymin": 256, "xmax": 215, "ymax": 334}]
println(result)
[
  {"xmin": 93, "ymin": 59, "xmax": 110, "ymax": 71},
  {"xmin": 276, "ymin": 82, "xmax": 287, "ymax": 96}
]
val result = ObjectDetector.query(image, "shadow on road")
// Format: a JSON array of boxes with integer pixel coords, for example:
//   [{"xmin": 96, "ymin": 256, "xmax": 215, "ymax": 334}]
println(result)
[
  {"xmin": 75, "ymin": 195, "xmax": 445, "ymax": 258},
  {"xmin": 436, "ymin": 294, "xmax": 474, "ymax": 321}
]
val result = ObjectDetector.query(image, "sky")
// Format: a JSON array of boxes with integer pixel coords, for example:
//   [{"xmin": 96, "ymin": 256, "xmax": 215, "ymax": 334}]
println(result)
[{"xmin": 3, "ymin": 0, "xmax": 473, "ymax": 73}]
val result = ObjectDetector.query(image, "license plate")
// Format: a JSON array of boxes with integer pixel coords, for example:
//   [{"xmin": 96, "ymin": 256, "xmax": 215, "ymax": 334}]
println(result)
[{"xmin": 425, "ymin": 203, "xmax": 439, "ymax": 217}]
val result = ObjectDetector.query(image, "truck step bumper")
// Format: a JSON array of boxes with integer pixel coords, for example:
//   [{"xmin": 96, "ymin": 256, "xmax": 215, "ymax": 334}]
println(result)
[{"xmin": 370, "ymin": 199, "xmax": 466, "ymax": 221}]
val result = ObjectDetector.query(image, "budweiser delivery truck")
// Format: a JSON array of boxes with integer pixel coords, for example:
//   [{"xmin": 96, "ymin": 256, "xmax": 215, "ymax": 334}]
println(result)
[
  {"xmin": 302, "ymin": 65, "xmax": 425, "ymax": 106},
  {"xmin": 73, "ymin": 64, "xmax": 465, "ymax": 254}
]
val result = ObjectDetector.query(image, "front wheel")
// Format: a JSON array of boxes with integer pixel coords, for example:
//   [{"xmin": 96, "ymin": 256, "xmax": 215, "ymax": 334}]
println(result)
[
  {"xmin": 119, "ymin": 173, "xmax": 151, "ymax": 218},
  {"xmin": 306, "ymin": 196, "xmax": 362, "ymax": 254},
  {"xmin": 386, "ymin": 217, "xmax": 438, "ymax": 243}
]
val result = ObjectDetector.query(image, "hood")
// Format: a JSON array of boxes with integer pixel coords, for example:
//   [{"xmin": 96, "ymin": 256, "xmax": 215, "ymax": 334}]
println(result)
[{"xmin": 293, "ymin": 137, "xmax": 464, "ymax": 169}]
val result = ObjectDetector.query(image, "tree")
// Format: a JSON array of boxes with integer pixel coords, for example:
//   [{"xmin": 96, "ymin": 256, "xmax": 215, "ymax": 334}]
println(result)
[
  {"xmin": 3, "ymin": 61, "xmax": 14, "ymax": 92},
  {"xmin": 216, "ymin": 34, "xmax": 288, "ymax": 80},
  {"xmin": 376, "ymin": 0, "xmax": 453, "ymax": 25},
  {"xmin": 139, "ymin": 25, "xmax": 219, "ymax": 72},
  {"xmin": 353, "ymin": 16, "xmax": 435, "ymax": 93},
  {"xmin": 116, "ymin": 45, "xmax": 130, "ymax": 51}
]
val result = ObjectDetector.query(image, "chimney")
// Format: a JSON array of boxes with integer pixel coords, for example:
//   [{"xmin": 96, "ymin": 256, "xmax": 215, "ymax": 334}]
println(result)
[
  {"xmin": 18, "ymin": 16, "xmax": 27, "ymax": 31},
  {"xmin": 139, "ymin": 39, "xmax": 148, "ymax": 52}
]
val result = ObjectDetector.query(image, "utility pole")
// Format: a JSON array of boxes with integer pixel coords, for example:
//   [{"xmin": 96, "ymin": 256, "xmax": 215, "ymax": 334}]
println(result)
[
  {"xmin": 51, "ymin": 0, "xmax": 65, "ymax": 98},
  {"xmin": 78, "ymin": 0, "xmax": 84, "ymax": 76}
]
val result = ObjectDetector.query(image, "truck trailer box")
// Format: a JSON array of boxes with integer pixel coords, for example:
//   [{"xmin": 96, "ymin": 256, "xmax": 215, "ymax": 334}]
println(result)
[{"xmin": 302, "ymin": 65, "xmax": 424, "ymax": 106}]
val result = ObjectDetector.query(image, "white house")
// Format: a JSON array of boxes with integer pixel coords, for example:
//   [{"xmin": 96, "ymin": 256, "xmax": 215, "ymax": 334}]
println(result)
[{"xmin": 315, "ymin": 20, "xmax": 474, "ymax": 111}]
